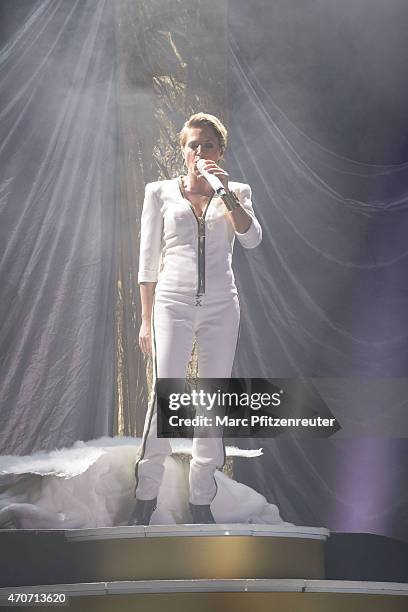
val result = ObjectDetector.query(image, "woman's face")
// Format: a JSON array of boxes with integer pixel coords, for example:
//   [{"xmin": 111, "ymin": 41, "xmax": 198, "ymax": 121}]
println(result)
[{"xmin": 182, "ymin": 125, "xmax": 222, "ymax": 176}]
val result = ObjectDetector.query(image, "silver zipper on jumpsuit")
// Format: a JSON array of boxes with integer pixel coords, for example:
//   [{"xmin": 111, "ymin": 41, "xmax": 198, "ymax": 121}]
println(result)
[{"xmin": 179, "ymin": 176, "xmax": 214, "ymax": 306}]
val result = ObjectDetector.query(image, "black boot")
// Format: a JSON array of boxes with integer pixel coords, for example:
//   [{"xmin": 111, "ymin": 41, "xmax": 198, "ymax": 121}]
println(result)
[
  {"xmin": 189, "ymin": 503, "xmax": 216, "ymax": 524},
  {"xmin": 127, "ymin": 498, "xmax": 157, "ymax": 526}
]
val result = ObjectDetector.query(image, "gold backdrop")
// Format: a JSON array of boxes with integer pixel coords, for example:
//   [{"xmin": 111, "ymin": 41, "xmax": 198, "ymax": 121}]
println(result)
[{"xmin": 114, "ymin": 0, "xmax": 228, "ymax": 435}]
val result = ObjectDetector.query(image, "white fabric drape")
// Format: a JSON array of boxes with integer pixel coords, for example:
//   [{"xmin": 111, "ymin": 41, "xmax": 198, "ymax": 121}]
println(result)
[{"xmin": 0, "ymin": 0, "xmax": 118, "ymax": 454}]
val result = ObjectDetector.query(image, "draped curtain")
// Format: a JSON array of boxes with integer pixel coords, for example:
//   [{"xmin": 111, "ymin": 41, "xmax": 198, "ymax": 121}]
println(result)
[
  {"xmin": 228, "ymin": 0, "xmax": 408, "ymax": 542},
  {"xmin": 0, "ymin": 0, "xmax": 228, "ymax": 451},
  {"xmin": 0, "ymin": 0, "xmax": 118, "ymax": 454}
]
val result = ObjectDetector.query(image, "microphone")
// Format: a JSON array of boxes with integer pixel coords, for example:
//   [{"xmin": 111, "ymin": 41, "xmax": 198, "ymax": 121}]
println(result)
[
  {"xmin": 196, "ymin": 159, "xmax": 241, "ymax": 212},
  {"xmin": 196, "ymin": 159, "xmax": 226, "ymax": 196}
]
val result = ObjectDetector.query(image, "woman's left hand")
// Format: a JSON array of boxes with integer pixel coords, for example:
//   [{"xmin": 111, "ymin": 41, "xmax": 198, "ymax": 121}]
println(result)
[{"xmin": 199, "ymin": 160, "xmax": 230, "ymax": 191}]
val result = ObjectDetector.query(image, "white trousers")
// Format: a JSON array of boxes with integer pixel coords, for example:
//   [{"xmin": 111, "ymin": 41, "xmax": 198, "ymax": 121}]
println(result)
[{"xmin": 135, "ymin": 291, "xmax": 240, "ymax": 505}]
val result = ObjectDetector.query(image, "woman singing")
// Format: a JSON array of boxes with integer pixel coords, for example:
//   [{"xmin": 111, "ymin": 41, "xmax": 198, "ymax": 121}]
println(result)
[{"xmin": 128, "ymin": 113, "xmax": 262, "ymax": 525}]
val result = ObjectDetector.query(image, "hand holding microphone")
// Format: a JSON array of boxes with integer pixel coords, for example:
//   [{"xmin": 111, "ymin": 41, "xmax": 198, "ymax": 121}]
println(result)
[
  {"xmin": 196, "ymin": 159, "xmax": 227, "ymax": 195},
  {"xmin": 196, "ymin": 159, "xmax": 241, "ymax": 211}
]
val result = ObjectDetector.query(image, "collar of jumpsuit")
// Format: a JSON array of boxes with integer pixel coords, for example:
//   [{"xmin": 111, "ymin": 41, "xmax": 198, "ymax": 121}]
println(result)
[{"xmin": 137, "ymin": 176, "xmax": 262, "ymax": 299}]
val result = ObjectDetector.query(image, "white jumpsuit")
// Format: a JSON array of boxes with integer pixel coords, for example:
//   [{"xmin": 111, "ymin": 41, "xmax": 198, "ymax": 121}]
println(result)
[{"xmin": 136, "ymin": 176, "xmax": 262, "ymax": 505}]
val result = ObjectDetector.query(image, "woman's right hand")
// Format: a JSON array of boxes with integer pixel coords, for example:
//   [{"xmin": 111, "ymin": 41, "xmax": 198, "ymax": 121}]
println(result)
[{"xmin": 139, "ymin": 320, "xmax": 152, "ymax": 355}]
